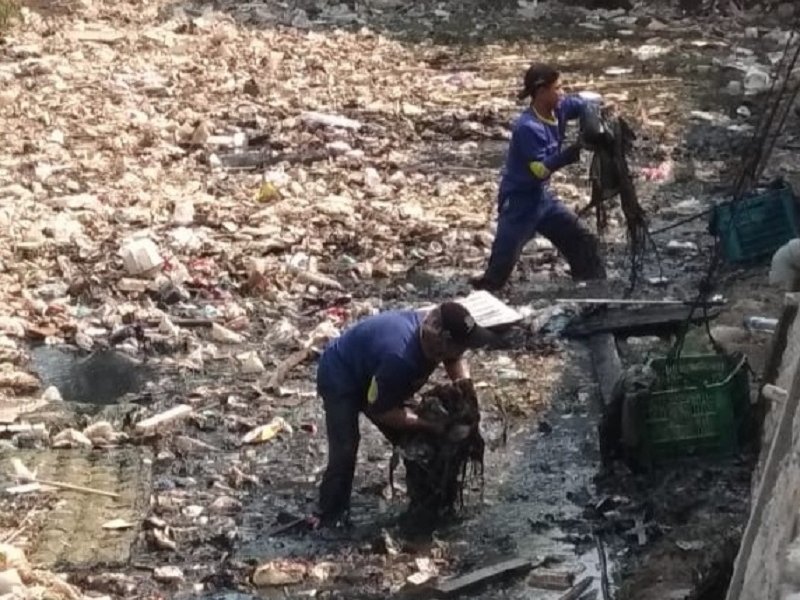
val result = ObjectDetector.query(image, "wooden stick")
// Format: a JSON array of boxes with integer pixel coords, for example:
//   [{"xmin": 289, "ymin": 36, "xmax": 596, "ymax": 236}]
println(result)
[
  {"xmin": 556, "ymin": 297, "xmax": 725, "ymax": 306},
  {"xmin": 267, "ymin": 347, "xmax": 313, "ymax": 390},
  {"xmin": 10, "ymin": 477, "xmax": 120, "ymax": 499},
  {"xmin": 35, "ymin": 478, "xmax": 120, "ymax": 499}
]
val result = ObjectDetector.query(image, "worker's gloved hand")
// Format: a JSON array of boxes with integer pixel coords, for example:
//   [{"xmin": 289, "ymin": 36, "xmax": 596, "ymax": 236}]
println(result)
[
  {"xmin": 544, "ymin": 142, "xmax": 582, "ymax": 173},
  {"xmin": 454, "ymin": 377, "xmax": 477, "ymax": 400}
]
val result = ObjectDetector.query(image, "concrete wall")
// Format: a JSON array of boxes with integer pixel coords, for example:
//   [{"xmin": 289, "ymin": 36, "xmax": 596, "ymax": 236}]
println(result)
[{"xmin": 728, "ymin": 294, "xmax": 800, "ymax": 600}]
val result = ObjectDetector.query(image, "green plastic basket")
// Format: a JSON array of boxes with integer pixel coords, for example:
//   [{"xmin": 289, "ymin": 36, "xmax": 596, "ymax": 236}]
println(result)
[
  {"xmin": 639, "ymin": 354, "xmax": 750, "ymax": 464},
  {"xmin": 710, "ymin": 182, "xmax": 799, "ymax": 264}
]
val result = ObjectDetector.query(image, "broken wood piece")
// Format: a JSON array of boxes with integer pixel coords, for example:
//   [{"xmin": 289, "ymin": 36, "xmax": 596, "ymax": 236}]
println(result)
[
  {"xmin": 557, "ymin": 297, "xmax": 725, "ymax": 306},
  {"xmin": 528, "ymin": 568, "xmax": 575, "ymax": 591},
  {"xmin": 564, "ymin": 305, "xmax": 722, "ymax": 338},
  {"xmin": 287, "ymin": 265, "xmax": 343, "ymax": 290},
  {"xmin": 267, "ymin": 347, "xmax": 313, "ymax": 390},
  {"xmin": 762, "ymin": 384, "xmax": 788, "ymax": 404},
  {"xmin": 558, "ymin": 576, "xmax": 593, "ymax": 600},
  {"xmin": 432, "ymin": 558, "xmax": 534, "ymax": 598},
  {"xmin": 266, "ymin": 517, "xmax": 308, "ymax": 537},
  {"xmin": 135, "ymin": 404, "xmax": 193, "ymax": 433}
]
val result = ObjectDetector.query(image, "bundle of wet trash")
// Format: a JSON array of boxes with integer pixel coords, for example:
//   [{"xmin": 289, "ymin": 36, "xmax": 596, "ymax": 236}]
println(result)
[{"xmin": 394, "ymin": 379, "xmax": 485, "ymax": 527}]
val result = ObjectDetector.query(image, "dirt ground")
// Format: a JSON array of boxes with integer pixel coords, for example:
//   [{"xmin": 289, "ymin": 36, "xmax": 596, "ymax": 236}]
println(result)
[{"xmin": 0, "ymin": 0, "xmax": 797, "ymax": 598}]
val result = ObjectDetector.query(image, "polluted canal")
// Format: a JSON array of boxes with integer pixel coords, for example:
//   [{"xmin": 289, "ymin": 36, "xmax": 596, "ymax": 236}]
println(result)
[{"xmin": 0, "ymin": 0, "xmax": 786, "ymax": 598}]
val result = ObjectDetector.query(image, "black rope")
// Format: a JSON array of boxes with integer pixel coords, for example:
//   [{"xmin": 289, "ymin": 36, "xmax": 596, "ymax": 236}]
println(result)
[{"xmin": 668, "ymin": 23, "xmax": 800, "ymax": 367}]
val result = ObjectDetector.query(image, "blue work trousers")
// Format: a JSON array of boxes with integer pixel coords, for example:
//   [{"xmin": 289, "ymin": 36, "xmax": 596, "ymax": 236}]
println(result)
[
  {"xmin": 481, "ymin": 191, "xmax": 605, "ymax": 289},
  {"xmin": 316, "ymin": 354, "xmax": 400, "ymax": 523}
]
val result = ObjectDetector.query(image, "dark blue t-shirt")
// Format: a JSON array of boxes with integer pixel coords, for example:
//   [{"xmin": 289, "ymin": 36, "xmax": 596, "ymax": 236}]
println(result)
[
  {"xmin": 317, "ymin": 310, "xmax": 436, "ymax": 414},
  {"xmin": 499, "ymin": 95, "xmax": 588, "ymax": 200}
]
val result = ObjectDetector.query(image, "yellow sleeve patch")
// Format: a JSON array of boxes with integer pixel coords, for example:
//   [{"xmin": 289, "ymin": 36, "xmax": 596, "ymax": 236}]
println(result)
[
  {"xmin": 367, "ymin": 376, "xmax": 379, "ymax": 404},
  {"xmin": 529, "ymin": 161, "xmax": 550, "ymax": 179}
]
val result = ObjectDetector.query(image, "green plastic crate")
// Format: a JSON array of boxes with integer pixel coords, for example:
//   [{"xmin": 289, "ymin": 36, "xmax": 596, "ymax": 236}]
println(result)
[
  {"xmin": 710, "ymin": 182, "xmax": 798, "ymax": 264},
  {"xmin": 639, "ymin": 354, "xmax": 749, "ymax": 464}
]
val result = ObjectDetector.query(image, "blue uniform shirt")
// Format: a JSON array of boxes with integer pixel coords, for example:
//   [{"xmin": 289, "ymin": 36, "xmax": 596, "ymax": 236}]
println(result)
[
  {"xmin": 499, "ymin": 95, "xmax": 588, "ymax": 200},
  {"xmin": 317, "ymin": 310, "xmax": 437, "ymax": 414}
]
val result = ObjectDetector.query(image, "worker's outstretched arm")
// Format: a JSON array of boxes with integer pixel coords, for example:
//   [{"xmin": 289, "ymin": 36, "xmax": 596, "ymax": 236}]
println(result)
[
  {"xmin": 518, "ymin": 123, "xmax": 581, "ymax": 181},
  {"xmin": 560, "ymin": 94, "xmax": 592, "ymax": 121}
]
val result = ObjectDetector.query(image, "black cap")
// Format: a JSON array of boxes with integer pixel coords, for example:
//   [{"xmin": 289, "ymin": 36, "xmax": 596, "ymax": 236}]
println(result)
[
  {"xmin": 518, "ymin": 63, "xmax": 560, "ymax": 100},
  {"xmin": 439, "ymin": 301, "xmax": 497, "ymax": 349}
]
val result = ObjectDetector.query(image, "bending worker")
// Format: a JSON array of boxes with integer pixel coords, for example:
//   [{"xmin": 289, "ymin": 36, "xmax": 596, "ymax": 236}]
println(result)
[
  {"xmin": 471, "ymin": 63, "xmax": 607, "ymax": 292},
  {"xmin": 312, "ymin": 301, "xmax": 494, "ymax": 527}
]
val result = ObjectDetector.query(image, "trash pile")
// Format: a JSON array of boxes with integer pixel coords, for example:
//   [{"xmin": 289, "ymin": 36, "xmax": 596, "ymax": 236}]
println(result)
[
  {"xmin": 0, "ymin": 0, "xmax": 795, "ymax": 597},
  {"xmin": 397, "ymin": 379, "xmax": 485, "ymax": 524}
]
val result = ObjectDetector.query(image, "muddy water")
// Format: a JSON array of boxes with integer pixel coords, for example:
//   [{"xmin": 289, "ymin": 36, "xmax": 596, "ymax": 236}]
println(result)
[
  {"xmin": 29, "ymin": 346, "xmax": 153, "ymax": 404},
  {"xmin": 224, "ymin": 341, "xmax": 612, "ymax": 599},
  {"xmin": 441, "ymin": 344, "xmax": 613, "ymax": 599}
]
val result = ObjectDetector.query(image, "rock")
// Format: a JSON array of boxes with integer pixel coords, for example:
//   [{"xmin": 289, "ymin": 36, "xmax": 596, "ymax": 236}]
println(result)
[{"xmin": 153, "ymin": 566, "xmax": 184, "ymax": 584}]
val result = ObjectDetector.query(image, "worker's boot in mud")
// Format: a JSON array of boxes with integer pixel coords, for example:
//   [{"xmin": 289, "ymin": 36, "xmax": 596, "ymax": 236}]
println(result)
[
  {"xmin": 562, "ymin": 232, "xmax": 607, "ymax": 282},
  {"xmin": 468, "ymin": 273, "xmax": 505, "ymax": 293},
  {"xmin": 312, "ymin": 510, "xmax": 354, "ymax": 538}
]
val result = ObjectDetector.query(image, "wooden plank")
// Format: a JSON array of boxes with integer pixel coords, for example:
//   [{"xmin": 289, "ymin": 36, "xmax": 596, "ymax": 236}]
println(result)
[
  {"xmin": 432, "ymin": 558, "xmax": 534, "ymax": 598},
  {"xmin": 556, "ymin": 298, "xmax": 725, "ymax": 306},
  {"xmin": 559, "ymin": 577, "xmax": 593, "ymax": 600},
  {"xmin": 563, "ymin": 305, "xmax": 722, "ymax": 338}
]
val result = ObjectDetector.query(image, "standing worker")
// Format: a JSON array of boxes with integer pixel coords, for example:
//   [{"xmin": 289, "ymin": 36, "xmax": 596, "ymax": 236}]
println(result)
[
  {"xmin": 471, "ymin": 63, "xmax": 607, "ymax": 292},
  {"xmin": 311, "ymin": 301, "xmax": 495, "ymax": 528}
]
